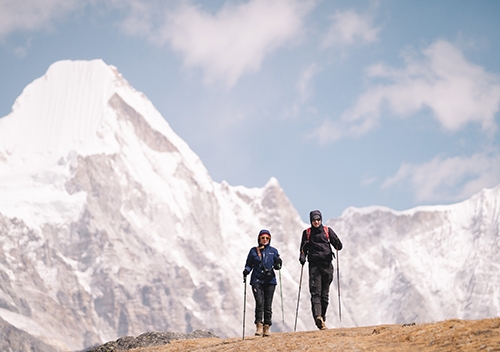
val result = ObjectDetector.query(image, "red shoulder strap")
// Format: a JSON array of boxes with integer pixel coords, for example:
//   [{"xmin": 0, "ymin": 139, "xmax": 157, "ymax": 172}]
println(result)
[{"xmin": 307, "ymin": 226, "xmax": 329, "ymax": 241}]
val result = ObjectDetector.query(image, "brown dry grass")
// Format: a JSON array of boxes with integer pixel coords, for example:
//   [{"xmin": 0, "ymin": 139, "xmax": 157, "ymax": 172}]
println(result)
[{"xmin": 131, "ymin": 317, "xmax": 500, "ymax": 352}]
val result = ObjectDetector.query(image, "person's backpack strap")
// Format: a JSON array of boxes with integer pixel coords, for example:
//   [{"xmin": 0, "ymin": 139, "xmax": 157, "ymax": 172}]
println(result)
[
  {"xmin": 255, "ymin": 245, "xmax": 264, "ymax": 258},
  {"xmin": 306, "ymin": 226, "xmax": 329, "ymax": 241}
]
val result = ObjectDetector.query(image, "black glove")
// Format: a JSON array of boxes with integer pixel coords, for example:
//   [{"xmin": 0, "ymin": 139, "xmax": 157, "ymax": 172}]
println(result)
[
  {"xmin": 274, "ymin": 257, "xmax": 282, "ymax": 270},
  {"xmin": 243, "ymin": 269, "xmax": 250, "ymax": 277},
  {"xmin": 299, "ymin": 253, "xmax": 306, "ymax": 265}
]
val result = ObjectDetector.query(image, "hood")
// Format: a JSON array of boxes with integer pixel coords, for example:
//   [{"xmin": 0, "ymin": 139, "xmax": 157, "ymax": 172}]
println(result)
[
  {"xmin": 309, "ymin": 210, "xmax": 322, "ymax": 225},
  {"xmin": 257, "ymin": 229, "xmax": 271, "ymax": 246}
]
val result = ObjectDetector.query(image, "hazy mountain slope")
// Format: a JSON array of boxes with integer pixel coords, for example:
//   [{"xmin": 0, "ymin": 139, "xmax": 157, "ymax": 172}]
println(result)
[
  {"xmin": 327, "ymin": 184, "xmax": 500, "ymax": 327},
  {"xmin": 0, "ymin": 315, "xmax": 59, "ymax": 352}
]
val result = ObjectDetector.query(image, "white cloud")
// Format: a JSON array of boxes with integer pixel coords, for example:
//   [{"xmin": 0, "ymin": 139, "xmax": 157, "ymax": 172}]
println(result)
[
  {"xmin": 305, "ymin": 118, "xmax": 343, "ymax": 144},
  {"xmin": 1, "ymin": 0, "xmax": 313, "ymax": 88},
  {"xmin": 322, "ymin": 10, "xmax": 380, "ymax": 48},
  {"xmin": 289, "ymin": 63, "xmax": 321, "ymax": 118},
  {"xmin": 329, "ymin": 40, "xmax": 500, "ymax": 140},
  {"xmin": 156, "ymin": 0, "xmax": 314, "ymax": 87},
  {"xmin": 382, "ymin": 152, "xmax": 500, "ymax": 203},
  {"xmin": 91, "ymin": 0, "xmax": 315, "ymax": 87},
  {"xmin": 0, "ymin": 0, "xmax": 83, "ymax": 39},
  {"xmin": 296, "ymin": 63, "xmax": 320, "ymax": 104}
]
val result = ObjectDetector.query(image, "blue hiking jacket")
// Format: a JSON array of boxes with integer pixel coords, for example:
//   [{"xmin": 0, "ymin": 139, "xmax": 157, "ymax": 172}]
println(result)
[{"xmin": 244, "ymin": 242, "xmax": 280, "ymax": 285}]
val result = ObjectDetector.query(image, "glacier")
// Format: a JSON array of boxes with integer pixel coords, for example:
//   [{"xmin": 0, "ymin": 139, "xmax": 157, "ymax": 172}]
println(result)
[{"xmin": 0, "ymin": 59, "xmax": 498, "ymax": 351}]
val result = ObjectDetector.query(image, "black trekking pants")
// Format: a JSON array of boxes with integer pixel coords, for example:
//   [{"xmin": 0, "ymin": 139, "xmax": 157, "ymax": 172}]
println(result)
[
  {"xmin": 251, "ymin": 283, "xmax": 276, "ymax": 326},
  {"xmin": 308, "ymin": 261, "xmax": 334, "ymax": 320}
]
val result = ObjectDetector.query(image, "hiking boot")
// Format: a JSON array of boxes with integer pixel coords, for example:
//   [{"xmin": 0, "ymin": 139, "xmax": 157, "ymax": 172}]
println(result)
[
  {"xmin": 263, "ymin": 324, "xmax": 271, "ymax": 337},
  {"xmin": 255, "ymin": 322, "xmax": 263, "ymax": 336},
  {"xmin": 315, "ymin": 316, "xmax": 327, "ymax": 330}
]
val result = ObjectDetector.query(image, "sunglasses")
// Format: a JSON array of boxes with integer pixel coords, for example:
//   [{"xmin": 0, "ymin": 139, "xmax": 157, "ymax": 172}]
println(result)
[
  {"xmin": 260, "ymin": 236, "xmax": 270, "ymax": 240},
  {"xmin": 312, "ymin": 219, "xmax": 321, "ymax": 222}
]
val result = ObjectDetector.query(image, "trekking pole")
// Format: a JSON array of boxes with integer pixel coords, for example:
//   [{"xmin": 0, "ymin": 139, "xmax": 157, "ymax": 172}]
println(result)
[
  {"xmin": 279, "ymin": 269, "xmax": 284, "ymax": 323},
  {"xmin": 294, "ymin": 264, "xmax": 304, "ymax": 332},
  {"xmin": 336, "ymin": 249, "xmax": 341, "ymax": 322},
  {"xmin": 243, "ymin": 276, "xmax": 247, "ymax": 340}
]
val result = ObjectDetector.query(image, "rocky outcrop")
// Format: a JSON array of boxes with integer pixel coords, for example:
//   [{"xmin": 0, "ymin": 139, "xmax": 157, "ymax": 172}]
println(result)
[{"xmin": 85, "ymin": 330, "xmax": 218, "ymax": 351}]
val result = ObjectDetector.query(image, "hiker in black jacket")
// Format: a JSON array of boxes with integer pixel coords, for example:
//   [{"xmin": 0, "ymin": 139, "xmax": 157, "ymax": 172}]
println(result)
[{"xmin": 299, "ymin": 210, "xmax": 342, "ymax": 330}]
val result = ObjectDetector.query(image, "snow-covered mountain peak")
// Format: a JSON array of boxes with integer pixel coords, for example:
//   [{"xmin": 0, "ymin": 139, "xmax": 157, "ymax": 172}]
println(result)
[
  {"xmin": 2, "ymin": 60, "xmax": 113, "ymax": 158},
  {"xmin": 0, "ymin": 59, "xmax": 214, "ymax": 230},
  {"xmin": 0, "ymin": 60, "xmax": 202, "ymax": 174},
  {"xmin": 0, "ymin": 60, "xmax": 309, "ymax": 350}
]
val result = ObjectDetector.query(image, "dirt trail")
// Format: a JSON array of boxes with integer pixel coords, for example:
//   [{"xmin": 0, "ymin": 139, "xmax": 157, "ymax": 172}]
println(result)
[{"xmin": 131, "ymin": 317, "xmax": 500, "ymax": 352}]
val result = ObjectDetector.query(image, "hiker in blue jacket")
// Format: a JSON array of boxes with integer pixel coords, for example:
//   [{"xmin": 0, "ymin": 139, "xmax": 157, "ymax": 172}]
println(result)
[
  {"xmin": 299, "ymin": 210, "xmax": 342, "ymax": 330},
  {"xmin": 243, "ymin": 229, "xmax": 282, "ymax": 337}
]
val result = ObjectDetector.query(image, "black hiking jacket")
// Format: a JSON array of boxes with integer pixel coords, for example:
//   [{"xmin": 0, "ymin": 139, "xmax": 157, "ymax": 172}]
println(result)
[{"xmin": 300, "ymin": 225, "xmax": 342, "ymax": 264}]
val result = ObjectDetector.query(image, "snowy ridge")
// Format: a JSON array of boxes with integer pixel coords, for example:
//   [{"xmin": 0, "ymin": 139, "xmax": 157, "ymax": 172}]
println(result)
[
  {"xmin": 329, "ymin": 183, "xmax": 500, "ymax": 326},
  {"xmin": 0, "ymin": 60, "xmax": 498, "ymax": 351}
]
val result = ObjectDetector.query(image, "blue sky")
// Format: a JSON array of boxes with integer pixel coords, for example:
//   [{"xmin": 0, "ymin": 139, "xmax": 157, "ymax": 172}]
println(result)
[{"xmin": 1, "ymin": 0, "xmax": 499, "ymax": 221}]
